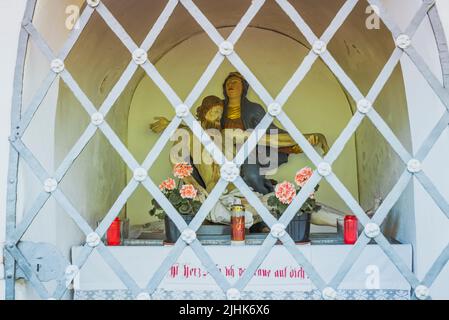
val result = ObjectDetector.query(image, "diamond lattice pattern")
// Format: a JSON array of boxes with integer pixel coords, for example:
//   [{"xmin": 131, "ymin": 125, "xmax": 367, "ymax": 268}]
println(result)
[{"xmin": 5, "ymin": 0, "xmax": 449, "ymax": 300}]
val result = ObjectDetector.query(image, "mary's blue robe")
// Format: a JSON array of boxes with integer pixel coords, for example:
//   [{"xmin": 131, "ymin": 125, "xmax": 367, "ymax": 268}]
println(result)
[{"xmin": 222, "ymin": 75, "xmax": 291, "ymax": 195}]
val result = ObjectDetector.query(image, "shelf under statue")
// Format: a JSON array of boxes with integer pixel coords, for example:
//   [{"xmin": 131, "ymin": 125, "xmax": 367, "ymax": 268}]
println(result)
[{"xmin": 149, "ymin": 72, "xmax": 366, "ymax": 230}]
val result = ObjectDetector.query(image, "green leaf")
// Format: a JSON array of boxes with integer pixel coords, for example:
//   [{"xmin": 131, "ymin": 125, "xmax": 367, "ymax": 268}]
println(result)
[
  {"xmin": 169, "ymin": 192, "xmax": 182, "ymax": 206},
  {"xmin": 279, "ymin": 203, "xmax": 288, "ymax": 213},
  {"xmin": 151, "ymin": 199, "xmax": 162, "ymax": 210},
  {"xmin": 192, "ymin": 201, "xmax": 202, "ymax": 213},
  {"xmin": 178, "ymin": 203, "xmax": 191, "ymax": 214},
  {"xmin": 267, "ymin": 195, "xmax": 278, "ymax": 207}
]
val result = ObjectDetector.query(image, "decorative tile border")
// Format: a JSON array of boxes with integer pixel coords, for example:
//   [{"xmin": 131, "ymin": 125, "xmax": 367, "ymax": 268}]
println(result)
[{"xmin": 74, "ymin": 289, "xmax": 410, "ymax": 300}]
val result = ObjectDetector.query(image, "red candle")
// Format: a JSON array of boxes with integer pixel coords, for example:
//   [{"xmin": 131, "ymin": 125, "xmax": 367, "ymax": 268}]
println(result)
[
  {"xmin": 344, "ymin": 215, "xmax": 358, "ymax": 245},
  {"xmin": 231, "ymin": 204, "xmax": 245, "ymax": 245},
  {"xmin": 107, "ymin": 217, "xmax": 121, "ymax": 246}
]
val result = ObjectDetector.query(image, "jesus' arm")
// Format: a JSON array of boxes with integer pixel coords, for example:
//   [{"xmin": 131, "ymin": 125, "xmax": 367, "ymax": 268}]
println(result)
[
  {"xmin": 228, "ymin": 130, "xmax": 329, "ymax": 155},
  {"xmin": 258, "ymin": 132, "xmax": 330, "ymax": 155}
]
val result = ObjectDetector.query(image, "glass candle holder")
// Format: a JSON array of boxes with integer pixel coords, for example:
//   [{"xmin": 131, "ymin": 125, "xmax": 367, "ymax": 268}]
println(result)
[
  {"xmin": 231, "ymin": 204, "xmax": 245, "ymax": 246},
  {"xmin": 344, "ymin": 215, "xmax": 358, "ymax": 245},
  {"xmin": 107, "ymin": 217, "xmax": 121, "ymax": 246}
]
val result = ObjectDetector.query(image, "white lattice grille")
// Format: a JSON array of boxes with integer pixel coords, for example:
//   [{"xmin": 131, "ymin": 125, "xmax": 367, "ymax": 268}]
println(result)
[{"xmin": 4, "ymin": 0, "xmax": 449, "ymax": 300}]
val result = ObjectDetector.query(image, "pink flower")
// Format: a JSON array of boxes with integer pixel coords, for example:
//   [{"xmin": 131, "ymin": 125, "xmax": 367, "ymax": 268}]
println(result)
[
  {"xmin": 275, "ymin": 181, "xmax": 297, "ymax": 205},
  {"xmin": 180, "ymin": 184, "xmax": 198, "ymax": 199},
  {"xmin": 295, "ymin": 167, "xmax": 313, "ymax": 187},
  {"xmin": 159, "ymin": 178, "xmax": 176, "ymax": 192},
  {"xmin": 173, "ymin": 162, "xmax": 193, "ymax": 179}
]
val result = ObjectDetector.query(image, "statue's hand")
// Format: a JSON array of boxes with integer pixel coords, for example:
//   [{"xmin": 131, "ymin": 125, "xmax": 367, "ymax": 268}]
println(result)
[
  {"xmin": 317, "ymin": 133, "xmax": 330, "ymax": 155},
  {"xmin": 306, "ymin": 133, "xmax": 330, "ymax": 155},
  {"xmin": 149, "ymin": 117, "xmax": 170, "ymax": 134},
  {"xmin": 291, "ymin": 144, "xmax": 303, "ymax": 154}
]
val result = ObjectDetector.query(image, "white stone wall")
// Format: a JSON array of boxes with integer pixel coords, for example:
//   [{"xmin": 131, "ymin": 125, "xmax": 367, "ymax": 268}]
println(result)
[
  {"xmin": 378, "ymin": 0, "xmax": 449, "ymax": 300},
  {"xmin": 0, "ymin": 0, "xmax": 27, "ymax": 301}
]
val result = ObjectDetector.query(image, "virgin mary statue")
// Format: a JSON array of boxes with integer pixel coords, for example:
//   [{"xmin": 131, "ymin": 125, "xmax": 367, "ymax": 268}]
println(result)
[{"xmin": 221, "ymin": 72, "xmax": 309, "ymax": 194}]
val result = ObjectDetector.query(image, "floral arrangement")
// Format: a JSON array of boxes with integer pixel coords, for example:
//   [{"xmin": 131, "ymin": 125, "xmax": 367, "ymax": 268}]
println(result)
[
  {"xmin": 267, "ymin": 167, "xmax": 321, "ymax": 216},
  {"xmin": 149, "ymin": 162, "xmax": 202, "ymax": 220}
]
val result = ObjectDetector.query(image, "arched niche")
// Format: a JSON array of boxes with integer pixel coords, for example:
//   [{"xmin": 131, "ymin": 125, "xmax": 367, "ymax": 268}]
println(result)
[{"xmin": 126, "ymin": 27, "xmax": 361, "ymax": 227}]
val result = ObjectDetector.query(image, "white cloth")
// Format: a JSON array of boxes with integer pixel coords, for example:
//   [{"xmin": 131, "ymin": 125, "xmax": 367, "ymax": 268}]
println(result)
[
  {"xmin": 72, "ymin": 244, "xmax": 412, "ymax": 292},
  {"xmin": 207, "ymin": 189, "xmax": 254, "ymax": 228}
]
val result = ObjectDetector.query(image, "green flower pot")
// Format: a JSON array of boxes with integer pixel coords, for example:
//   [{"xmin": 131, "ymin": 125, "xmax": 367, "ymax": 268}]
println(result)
[
  {"xmin": 165, "ymin": 214, "xmax": 194, "ymax": 243},
  {"xmin": 286, "ymin": 212, "xmax": 311, "ymax": 243}
]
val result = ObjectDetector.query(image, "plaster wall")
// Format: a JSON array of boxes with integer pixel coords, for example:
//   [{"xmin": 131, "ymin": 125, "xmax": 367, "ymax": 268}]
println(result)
[
  {"xmin": 0, "ymin": 0, "xmax": 28, "ymax": 300},
  {"xmin": 387, "ymin": 0, "xmax": 449, "ymax": 300}
]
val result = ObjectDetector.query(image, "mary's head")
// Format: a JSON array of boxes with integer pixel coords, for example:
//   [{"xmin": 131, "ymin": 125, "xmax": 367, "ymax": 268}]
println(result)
[{"xmin": 223, "ymin": 72, "xmax": 249, "ymax": 101}]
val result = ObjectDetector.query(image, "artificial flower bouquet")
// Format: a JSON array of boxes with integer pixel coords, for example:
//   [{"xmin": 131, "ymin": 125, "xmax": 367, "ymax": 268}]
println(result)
[
  {"xmin": 149, "ymin": 162, "xmax": 202, "ymax": 219},
  {"xmin": 267, "ymin": 167, "xmax": 321, "ymax": 216}
]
